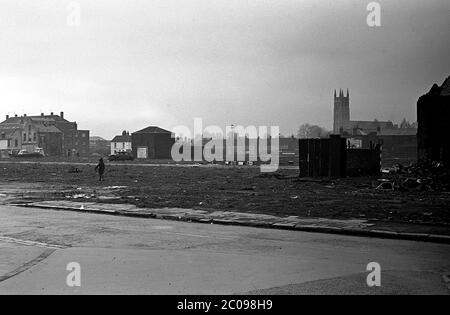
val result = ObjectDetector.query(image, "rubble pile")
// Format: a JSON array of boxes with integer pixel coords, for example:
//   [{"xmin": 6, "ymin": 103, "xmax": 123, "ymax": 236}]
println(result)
[{"xmin": 382, "ymin": 162, "xmax": 450, "ymax": 192}]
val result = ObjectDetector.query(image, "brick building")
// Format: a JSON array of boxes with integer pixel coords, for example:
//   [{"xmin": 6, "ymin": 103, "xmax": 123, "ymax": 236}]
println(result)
[
  {"xmin": 0, "ymin": 112, "xmax": 89, "ymax": 157},
  {"xmin": 132, "ymin": 126, "xmax": 175, "ymax": 159}
]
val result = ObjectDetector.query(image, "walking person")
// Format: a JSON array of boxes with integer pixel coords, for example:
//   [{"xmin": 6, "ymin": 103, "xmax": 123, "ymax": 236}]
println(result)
[{"xmin": 95, "ymin": 158, "xmax": 106, "ymax": 181}]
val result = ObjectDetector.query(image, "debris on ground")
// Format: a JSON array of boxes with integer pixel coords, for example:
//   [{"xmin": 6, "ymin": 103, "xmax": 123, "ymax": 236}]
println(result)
[
  {"xmin": 68, "ymin": 194, "xmax": 90, "ymax": 199},
  {"xmin": 104, "ymin": 186, "xmax": 128, "ymax": 190},
  {"xmin": 1, "ymin": 161, "xmax": 449, "ymax": 225},
  {"xmin": 376, "ymin": 180, "xmax": 394, "ymax": 190},
  {"xmin": 381, "ymin": 162, "xmax": 450, "ymax": 192}
]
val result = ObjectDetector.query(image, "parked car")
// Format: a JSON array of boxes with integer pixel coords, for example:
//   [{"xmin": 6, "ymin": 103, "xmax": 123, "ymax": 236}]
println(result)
[
  {"xmin": 108, "ymin": 151, "xmax": 134, "ymax": 161},
  {"xmin": 16, "ymin": 148, "xmax": 45, "ymax": 158}
]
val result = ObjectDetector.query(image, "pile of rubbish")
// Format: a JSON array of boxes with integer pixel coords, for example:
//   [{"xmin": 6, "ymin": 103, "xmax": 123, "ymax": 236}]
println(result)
[{"xmin": 379, "ymin": 162, "xmax": 450, "ymax": 192}]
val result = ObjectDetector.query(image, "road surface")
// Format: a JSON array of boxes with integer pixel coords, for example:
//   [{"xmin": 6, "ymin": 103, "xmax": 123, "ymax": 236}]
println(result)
[{"xmin": 0, "ymin": 204, "xmax": 449, "ymax": 295}]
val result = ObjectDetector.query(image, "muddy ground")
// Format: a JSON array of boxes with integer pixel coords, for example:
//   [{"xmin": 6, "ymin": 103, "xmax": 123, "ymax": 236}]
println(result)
[{"xmin": 0, "ymin": 161, "xmax": 449, "ymax": 226}]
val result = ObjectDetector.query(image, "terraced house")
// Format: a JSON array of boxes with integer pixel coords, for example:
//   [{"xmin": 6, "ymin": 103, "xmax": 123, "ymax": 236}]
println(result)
[{"xmin": 0, "ymin": 112, "xmax": 90, "ymax": 157}]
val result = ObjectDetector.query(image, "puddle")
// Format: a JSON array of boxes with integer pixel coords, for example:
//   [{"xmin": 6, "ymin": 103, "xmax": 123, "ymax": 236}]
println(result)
[
  {"xmin": 68, "ymin": 194, "xmax": 92, "ymax": 199},
  {"xmin": 98, "ymin": 196, "xmax": 121, "ymax": 201},
  {"xmin": 104, "ymin": 186, "xmax": 128, "ymax": 190}
]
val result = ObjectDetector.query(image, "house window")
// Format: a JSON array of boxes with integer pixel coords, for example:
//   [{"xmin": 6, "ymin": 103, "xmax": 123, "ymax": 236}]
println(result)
[
  {"xmin": 33, "ymin": 133, "xmax": 37, "ymax": 142},
  {"xmin": 23, "ymin": 133, "xmax": 27, "ymax": 142},
  {"xmin": 15, "ymin": 139, "xmax": 18, "ymax": 147}
]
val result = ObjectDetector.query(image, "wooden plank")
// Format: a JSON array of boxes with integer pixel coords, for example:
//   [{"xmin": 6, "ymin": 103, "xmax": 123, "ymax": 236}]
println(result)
[
  {"xmin": 299, "ymin": 139, "xmax": 308, "ymax": 177},
  {"xmin": 307, "ymin": 139, "xmax": 314, "ymax": 177},
  {"xmin": 312, "ymin": 139, "xmax": 320, "ymax": 177},
  {"xmin": 320, "ymin": 139, "xmax": 330, "ymax": 176},
  {"xmin": 340, "ymin": 137, "xmax": 347, "ymax": 177}
]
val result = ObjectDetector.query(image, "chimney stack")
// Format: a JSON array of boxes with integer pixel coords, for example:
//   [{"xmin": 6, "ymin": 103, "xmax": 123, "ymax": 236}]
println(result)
[
  {"xmin": 60, "ymin": 112, "xmax": 64, "ymax": 119},
  {"xmin": 122, "ymin": 130, "xmax": 127, "ymax": 136},
  {"xmin": 41, "ymin": 113, "xmax": 44, "ymax": 116},
  {"xmin": 51, "ymin": 112, "xmax": 54, "ymax": 116},
  {"xmin": 6, "ymin": 115, "xmax": 9, "ymax": 120}
]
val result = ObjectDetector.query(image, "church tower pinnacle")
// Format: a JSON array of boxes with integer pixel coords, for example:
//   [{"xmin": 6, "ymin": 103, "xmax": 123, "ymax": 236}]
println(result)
[{"xmin": 333, "ymin": 88, "xmax": 351, "ymax": 134}]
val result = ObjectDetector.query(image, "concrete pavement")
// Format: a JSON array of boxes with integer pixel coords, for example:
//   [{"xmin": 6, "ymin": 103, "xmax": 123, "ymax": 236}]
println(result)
[
  {"xmin": 16, "ymin": 200, "xmax": 450, "ymax": 243},
  {"xmin": 0, "ymin": 204, "xmax": 449, "ymax": 294}
]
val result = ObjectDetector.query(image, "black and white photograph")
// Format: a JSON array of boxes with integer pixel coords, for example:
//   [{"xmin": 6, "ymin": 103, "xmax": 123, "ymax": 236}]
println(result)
[{"xmin": 0, "ymin": 0, "xmax": 449, "ymax": 300}]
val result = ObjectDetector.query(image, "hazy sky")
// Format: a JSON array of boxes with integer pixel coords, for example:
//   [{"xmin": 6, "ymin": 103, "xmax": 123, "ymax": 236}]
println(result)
[{"xmin": 0, "ymin": 0, "xmax": 449, "ymax": 139}]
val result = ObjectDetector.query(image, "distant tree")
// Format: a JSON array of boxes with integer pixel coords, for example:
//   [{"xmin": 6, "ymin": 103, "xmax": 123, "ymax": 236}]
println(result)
[
  {"xmin": 297, "ymin": 124, "xmax": 330, "ymax": 139},
  {"xmin": 400, "ymin": 118, "xmax": 412, "ymax": 129}
]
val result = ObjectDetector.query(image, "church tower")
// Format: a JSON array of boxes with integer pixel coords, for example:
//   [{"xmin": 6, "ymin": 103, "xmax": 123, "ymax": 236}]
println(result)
[{"xmin": 333, "ymin": 89, "xmax": 350, "ymax": 134}]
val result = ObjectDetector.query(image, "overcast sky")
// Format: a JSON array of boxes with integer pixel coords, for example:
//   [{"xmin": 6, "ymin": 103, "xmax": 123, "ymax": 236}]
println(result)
[{"xmin": 0, "ymin": 0, "xmax": 449, "ymax": 139}]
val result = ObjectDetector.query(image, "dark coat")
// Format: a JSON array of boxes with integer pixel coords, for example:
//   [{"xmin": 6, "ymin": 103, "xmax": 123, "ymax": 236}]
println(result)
[{"xmin": 95, "ymin": 159, "xmax": 106, "ymax": 174}]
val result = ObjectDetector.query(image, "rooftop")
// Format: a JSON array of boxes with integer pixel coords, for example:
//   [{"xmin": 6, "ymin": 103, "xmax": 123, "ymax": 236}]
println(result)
[
  {"xmin": 133, "ymin": 126, "xmax": 173, "ymax": 134},
  {"xmin": 35, "ymin": 125, "xmax": 62, "ymax": 133},
  {"xmin": 378, "ymin": 128, "xmax": 417, "ymax": 136},
  {"xmin": 2, "ymin": 112, "xmax": 69, "ymax": 125},
  {"xmin": 345, "ymin": 120, "xmax": 395, "ymax": 130},
  {"xmin": 111, "ymin": 135, "xmax": 132, "ymax": 143}
]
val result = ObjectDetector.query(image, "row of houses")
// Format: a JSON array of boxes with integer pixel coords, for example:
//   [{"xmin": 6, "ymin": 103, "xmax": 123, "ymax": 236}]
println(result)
[
  {"xmin": 0, "ymin": 112, "xmax": 177, "ymax": 159},
  {"xmin": 0, "ymin": 112, "xmax": 89, "ymax": 157}
]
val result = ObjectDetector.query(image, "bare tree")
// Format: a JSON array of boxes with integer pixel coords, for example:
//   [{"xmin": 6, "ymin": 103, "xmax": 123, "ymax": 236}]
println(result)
[{"xmin": 297, "ymin": 124, "xmax": 330, "ymax": 139}]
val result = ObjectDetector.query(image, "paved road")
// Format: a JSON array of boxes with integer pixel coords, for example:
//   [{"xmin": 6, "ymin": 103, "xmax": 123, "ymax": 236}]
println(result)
[{"xmin": 0, "ymin": 204, "xmax": 449, "ymax": 295}]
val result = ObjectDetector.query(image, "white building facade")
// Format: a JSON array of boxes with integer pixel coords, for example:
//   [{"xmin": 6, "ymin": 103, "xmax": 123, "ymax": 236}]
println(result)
[{"xmin": 111, "ymin": 131, "xmax": 132, "ymax": 155}]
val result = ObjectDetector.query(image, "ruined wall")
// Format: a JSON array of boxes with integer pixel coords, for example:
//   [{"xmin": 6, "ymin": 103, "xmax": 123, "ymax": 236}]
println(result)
[
  {"xmin": 379, "ymin": 135, "xmax": 417, "ymax": 166},
  {"xmin": 417, "ymin": 80, "xmax": 450, "ymax": 167}
]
